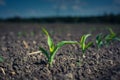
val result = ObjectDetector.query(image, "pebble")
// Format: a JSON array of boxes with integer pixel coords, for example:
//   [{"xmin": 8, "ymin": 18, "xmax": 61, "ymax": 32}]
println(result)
[
  {"xmin": 33, "ymin": 41, "xmax": 36, "ymax": 44},
  {"xmin": 65, "ymin": 73, "xmax": 73, "ymax": 79},
  {"xmin": 1, "ymin": 47, "xmax": 7, "ymax": 51}
]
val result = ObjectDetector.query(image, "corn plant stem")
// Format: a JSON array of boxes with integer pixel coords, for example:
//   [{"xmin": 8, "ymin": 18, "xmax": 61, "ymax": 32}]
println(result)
[
  {"xmin": 48, "ymin": 47, "xmax": 60, "ymax": 67},
  {"xmin": 48, "ymin": 53, "xmax": 56, "ymax": 67},
  {"xmin": 82, "ymin": 51, "xmax": 86, "ymax": 58},
  {"xmin": 48, "ymin": 59, "xmax": 52, "ymax": 67}
]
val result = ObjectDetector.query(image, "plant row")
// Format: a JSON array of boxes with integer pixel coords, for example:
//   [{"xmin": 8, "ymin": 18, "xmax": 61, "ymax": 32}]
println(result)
[
  {"xmin": 39, "ymin": 28, "xmax": 120, "ymax": 67},
  {"xmin": 0, "ymin": 28, "xmax": 120, "ymax": 67}
]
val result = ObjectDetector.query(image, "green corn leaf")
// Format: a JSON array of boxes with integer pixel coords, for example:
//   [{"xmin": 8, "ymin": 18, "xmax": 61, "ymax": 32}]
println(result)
[
  {"xmin": 84, "ymin": 34, "xmax": 91, "ymax": 40},
  {"xmin": 54, "ymin": 40, "xmax": 77, "ymax": 53},
  {"xmin": 52, "ymin": 41, "xmax": 78, "ymax": 55},
  {"xmin": 80, "ymin": 34, "xmax": 91, "ymax": 44},
  {"xmin": 107, "ymin": 28, "xmax": 116, "ymax": 40},
  {"xmin": 99, "ymin": 41, "xmax": 103, "ymax": 46},
  {"xmin": 96, "ymin": 34, "xmax": 100, "ymax": 44},
  {"xmin": 105, "ymin": 35, "xmax": 112, "ymax": 41},
  {"xmin": 96, "ymin": 33, "xmax": 102, "ymax": 41},
  {"xmin": 81, "ymin": 43, "xmax": 85, "ymax": 51},
  {"xmin": 114, "ymin": 37, "xmax": 120, "ymax": 41},
  {"xmin": 56, "ymin": 41, "xmax": 78, "ymax": 49},
  {"xmin": 104, "ymin": 35, "xmax": 111, "ymax": 44},
  {"xmin": 80, "ymin": 35, "xmax": 85, "ymax": 51},
  {"xmin": 96, "ymin": 33, "xmax": 104, "ymax": 48},
  {"xmin": 80, "ymin": 35, "xmax": 85, "ymax": 45},
  {"xmin": 79, "ymin": 34, "xmax": 91, "ymax": 53},
  {"xmin": 105, "ymin": 34, "xmax": 115, "ymax": 42},
  {"xmin": 42, "ymin": 28, "xmax": 54, "ymax": 52},
  {"xmin": 42, "ymin": 28, "xmax": 49, "ymax": 36},
  {"xmin": 80, "ymin": 34, "xmax": 91, "ymax": 47},
  {"xmin": 103, "ymin": 28, "xmax": 119, "ymax": 46},
  {"xmin": 47, "ymin": 36, "xmax": 54, "ymax": 52},
  {"xmin": 105, "ymin": 34, "xmax": 110, "ymax": 40},
  {"xmin": 85, "ymin": 42, "xmax": 93, "ymax": 49},
  {"xmin": 109, "ymin": 28, "xmax": 115, "ymax": 35},
  {"xmin": 39, "ymin": 47, "xmax": 49, "ymax": 59}
]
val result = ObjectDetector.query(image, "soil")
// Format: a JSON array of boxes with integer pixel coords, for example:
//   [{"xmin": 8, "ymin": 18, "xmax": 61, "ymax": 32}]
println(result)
[{"xmin": 0, "ymin": 22, "xmax": 120, "ymax": 80}]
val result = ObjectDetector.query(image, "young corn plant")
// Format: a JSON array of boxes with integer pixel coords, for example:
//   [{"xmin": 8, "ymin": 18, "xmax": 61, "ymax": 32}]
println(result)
[
  {"xmin": 104, "ymin": 28, "xmax": 120, "ymax": 46},
  {"xmin": 96, "ymin": 33, "xmax": 104, "ymax": 49},
  {"xmin": 40, "ymin": 28, "xmax": 78, "ymax": 67},
  {"xmin": 79, "ymin": 34, "xmax": 93, "ymax": 58}
]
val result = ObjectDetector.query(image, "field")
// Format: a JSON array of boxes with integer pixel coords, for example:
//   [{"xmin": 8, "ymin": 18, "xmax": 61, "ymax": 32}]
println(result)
[{"xmin": 0, "ymin": 22, "xmax": 120, "ymax": 80}]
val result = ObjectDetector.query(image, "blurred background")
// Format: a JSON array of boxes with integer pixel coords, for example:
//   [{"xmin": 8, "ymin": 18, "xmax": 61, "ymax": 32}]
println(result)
[{"xmin": 0, "ymin": 0, "xmax": 120, "ymax": 23}]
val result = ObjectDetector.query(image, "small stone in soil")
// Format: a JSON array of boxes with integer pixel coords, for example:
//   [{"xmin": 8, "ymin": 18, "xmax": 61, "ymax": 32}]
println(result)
[{"xmin": 65, "ymin": 73, "xmax": 73, "ymax": 79}]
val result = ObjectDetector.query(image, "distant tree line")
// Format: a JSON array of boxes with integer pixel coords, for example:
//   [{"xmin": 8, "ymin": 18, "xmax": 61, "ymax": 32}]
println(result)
[{"xmin": 0, "ymin": 13, "xmax": 120, "ymax": 24}]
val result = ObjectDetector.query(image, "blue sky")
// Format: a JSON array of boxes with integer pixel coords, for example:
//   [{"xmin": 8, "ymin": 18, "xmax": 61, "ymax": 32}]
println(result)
[{"xmin": 0, "ymin": 0, "xmax": 120, "ymax": 18}]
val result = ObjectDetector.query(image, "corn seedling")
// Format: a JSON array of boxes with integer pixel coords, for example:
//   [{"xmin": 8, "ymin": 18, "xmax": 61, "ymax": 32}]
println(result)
[
  {"xmin": 96, "ymin": 28, "xmax": 120, "ymax": 48},
  {"xmin": 104, "ymin": 28, "xmax": 120, "ymax": 46},
  {"xmin": 40, "ymin": 28, "xmax": 78, "ymax": 67},
  {"xmin": 79, "ymin": 34, "xmax": 93, "ymax": 58},
  {"xmin": 96, "ymin": 33, "xmax": 104, "ymax": 49}
]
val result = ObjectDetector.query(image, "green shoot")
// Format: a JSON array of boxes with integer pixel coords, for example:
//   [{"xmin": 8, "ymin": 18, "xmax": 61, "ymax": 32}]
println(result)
[
  {"xmin": 96, "ymin": 33, "xmax": 104, "ymax": 49},
  {"xmin": 79, "ymin": 34, "xmax": 93, "ymax": 57},
  {"xmin": 40, "ymin": 28, "xmax": 78, "ymax": 67},
  {"xmin": 104, "ymin": 28, "xmax": 120, "ymax": 45},
  {"xmin": 96, "ymin": 28, "xmax": 120, "ymax": 48}
]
